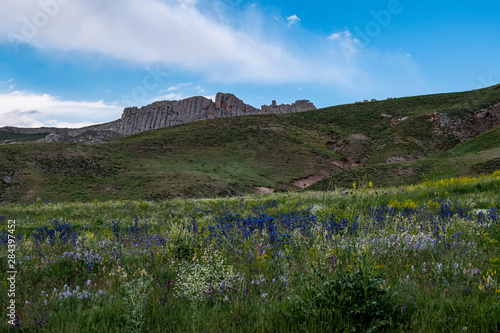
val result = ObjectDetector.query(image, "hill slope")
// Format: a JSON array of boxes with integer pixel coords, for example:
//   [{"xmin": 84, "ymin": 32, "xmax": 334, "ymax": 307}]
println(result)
[{"xmin": 1, "ymin": 84, "xmax": 499, "ymax": 202}]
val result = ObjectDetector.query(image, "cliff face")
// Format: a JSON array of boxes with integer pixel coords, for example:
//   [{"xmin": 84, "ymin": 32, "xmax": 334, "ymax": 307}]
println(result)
[
  {"xmin": 214, "ymin": 93, "xmax": 259, "ymax": 116},
  {"xmin": 116, "ymin": 96, "xmax": 217, "ymax": 135},
  {"xmin": 0, "ymin": 93, "xmax": 317, "ymax": 143},
  {"xmin": 113, "ymin": 93, "xmax": 316, "ymax": 136}
]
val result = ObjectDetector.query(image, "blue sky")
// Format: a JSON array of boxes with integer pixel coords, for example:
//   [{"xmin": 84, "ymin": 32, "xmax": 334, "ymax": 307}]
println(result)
[{"xmin": 0, "ymin": 0, "xmax": 499, "ymax": 127}]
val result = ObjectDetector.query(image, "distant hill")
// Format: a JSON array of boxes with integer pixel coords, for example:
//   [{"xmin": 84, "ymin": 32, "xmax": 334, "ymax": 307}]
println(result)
[
  {"xmin": 0, "ymin": 93, "xmax": 316, "ymax": 144},
  {"xmin": 0, "ymin": 84, "xmax": 499, "ymax": 203}
]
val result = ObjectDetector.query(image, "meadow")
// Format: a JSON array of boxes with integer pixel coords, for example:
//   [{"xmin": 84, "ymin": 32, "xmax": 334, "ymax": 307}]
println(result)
[{"xmin": 1, "ymin": 172, "xmax": 500, "ymax": 332}]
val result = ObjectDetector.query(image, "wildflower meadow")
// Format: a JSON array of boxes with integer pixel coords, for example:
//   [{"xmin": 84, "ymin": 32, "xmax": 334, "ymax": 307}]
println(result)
[{"xmin": 1, "ymin": 172, "xmax": 500, "ymax": 332}]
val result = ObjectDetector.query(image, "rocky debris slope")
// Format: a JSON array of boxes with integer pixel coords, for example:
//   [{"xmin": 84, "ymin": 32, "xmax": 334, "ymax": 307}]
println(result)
[
  {"xmin": 0, "ymin": 93, "xmax": 316, "ymax": 144},
  {"xmin": 432, "ymin": 102, "xmax": 500, "ymax": 142}
]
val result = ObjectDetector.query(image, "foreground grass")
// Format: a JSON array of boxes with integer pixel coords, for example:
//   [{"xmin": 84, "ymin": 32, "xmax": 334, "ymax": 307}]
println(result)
[{"xmin": 1, "ymin": 172, "xmax": 500, "ymax": 332}]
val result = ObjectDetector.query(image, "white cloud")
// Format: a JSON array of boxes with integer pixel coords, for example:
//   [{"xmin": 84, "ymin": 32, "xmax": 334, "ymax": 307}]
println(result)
[
  {"xmin": 327, "ymin": 28, "xmax": 363, "ymax": 64},
  {"xmin": 44, "ymin": 119, "xmax": 98, "ymax": 128},
  {"xmin": 0, "ymin": 0, "xmax": 355, "ymax": 84},
  {"xmin": 286, "ymin": 14, "xmax": 301, "ymax": 27},
  {"xmin": 0, "ymin": 91, "xmax": 122, "ymax": 128},
  {"xmin": 154, "ymin": 81, "xmax": 212, "ymax": 102},
  {"xmin": 0, "ymin": 79, "xmax": 13, "ymax": 84},
  {"xmin": 162, "ymin": 82, "xmax": 192, "ymax": 92},
  {"xmin": 328, "ymin": 29, "xmax": 358, "ymax": 43},
  {"xmin": 327, "ymin": 33, "xmax": 341, "ymax": 40},
  {"xmin": 152, "ymin": 92, "xmax": 184, "ymax": 101}
]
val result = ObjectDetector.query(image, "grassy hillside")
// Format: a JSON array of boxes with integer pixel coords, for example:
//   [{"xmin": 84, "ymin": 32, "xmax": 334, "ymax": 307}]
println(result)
[
  {"xmin": 0, "ymin": 131, "xmax": 50, "ymax": 143},
  {"xmin": 1, "ymin": 84, "xmax": 500, "ymax": 203},
  {"xmin": 1, "ymin": 173, "xmax": 499, "ymax": 331},
  {"xmin": 446, "ymin": 126, "xmax": 500, "ymax": 156},
  {"xmin": 310, "ymin": 126, "xmax": 500, "ymax": 191}
]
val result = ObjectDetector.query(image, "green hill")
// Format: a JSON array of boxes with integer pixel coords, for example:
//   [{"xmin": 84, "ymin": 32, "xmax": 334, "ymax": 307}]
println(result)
[{"xmin": 1, "ymin": 84, "xmax": 499, "ymax": 203}]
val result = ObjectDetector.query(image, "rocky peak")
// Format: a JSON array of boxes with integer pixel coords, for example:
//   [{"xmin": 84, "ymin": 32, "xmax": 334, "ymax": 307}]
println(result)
[{"xmin": 215, "ymin": 93, "xmax": 258, "ymax": 115}]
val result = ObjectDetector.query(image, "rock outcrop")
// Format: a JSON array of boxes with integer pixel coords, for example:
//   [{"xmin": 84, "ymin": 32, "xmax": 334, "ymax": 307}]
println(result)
[
  {"xmin": 215, "ymin": 93, "xmax": 259, "ymax": 116},
  {"xmin": 432, "ymin": 102, "xmax": 500, "ymax": 142},
  {"xmin": 261, "ymin": 99, "xmax": 316, "ymax": 114},
  {"xmin": 0, "ymin": 93, "xmax": 317, "ymax": 144},
  {"xmin": 114, "ymin": 93, "xmax": 316, "ymax": 136},
  {"xmin": 115, "ymin": 96, "xmax": 217, "ymax": 135}
]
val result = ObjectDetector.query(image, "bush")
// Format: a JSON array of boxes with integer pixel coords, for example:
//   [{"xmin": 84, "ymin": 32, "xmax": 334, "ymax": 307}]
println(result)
[{"xmin": 287, "ymin": 257, "xmax": 403, "ymax": 332}]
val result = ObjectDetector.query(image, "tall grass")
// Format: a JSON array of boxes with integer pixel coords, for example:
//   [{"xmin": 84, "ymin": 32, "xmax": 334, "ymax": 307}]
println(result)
[{"xmin": 1, "ymin": 173, "xmax": 499, "ymax": 332}]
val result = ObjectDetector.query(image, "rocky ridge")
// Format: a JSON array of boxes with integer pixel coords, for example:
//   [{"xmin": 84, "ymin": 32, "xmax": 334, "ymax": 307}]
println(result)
[
  {"xmin": 0, "ymin": 93, "xmax": 316, "ymax": 144},
  {"xmin": 115, "ymin": 93, "xmax": 316, "ymax": 136}
]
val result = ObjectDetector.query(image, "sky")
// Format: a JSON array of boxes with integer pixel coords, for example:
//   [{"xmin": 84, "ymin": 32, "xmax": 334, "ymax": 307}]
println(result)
[{"xmin": 0, "ymin": 0, "xmax": 499, "ymax": 128}]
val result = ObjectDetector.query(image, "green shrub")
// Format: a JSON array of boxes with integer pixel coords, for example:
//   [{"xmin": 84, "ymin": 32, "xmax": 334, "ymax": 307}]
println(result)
[{"xmin": 287, "ymin": 257, "xmax": 403, "ymax": 332}]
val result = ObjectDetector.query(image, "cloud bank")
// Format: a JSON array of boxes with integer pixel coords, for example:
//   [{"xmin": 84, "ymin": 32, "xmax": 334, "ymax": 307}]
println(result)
[
  {"xmin": 0, "ymin": 0, "xmax": 355, "ymax": 84},
  {"xmin": 0, "ymin": 90, "xmax": 122, "ymax": 128}
]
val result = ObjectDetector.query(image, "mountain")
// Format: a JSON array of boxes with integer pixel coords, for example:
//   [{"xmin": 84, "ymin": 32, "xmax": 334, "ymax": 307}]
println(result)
[
  {"xmin": 0, "ymin": 84, "xmax": 499, "ymax": 203},
  {"xmin": 0, "ymin": 93, "xmax": 316, "ymax": 144}
]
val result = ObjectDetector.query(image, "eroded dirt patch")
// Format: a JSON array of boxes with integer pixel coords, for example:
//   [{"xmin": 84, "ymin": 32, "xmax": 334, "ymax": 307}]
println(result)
[
  {"xmin": 292, "ymin": 170, "xmax": 330, "ymax": 189},
  {"xmin": 255, "ymin": 186, "xmax": 275, "ymax": 194}
]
